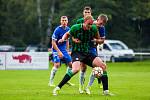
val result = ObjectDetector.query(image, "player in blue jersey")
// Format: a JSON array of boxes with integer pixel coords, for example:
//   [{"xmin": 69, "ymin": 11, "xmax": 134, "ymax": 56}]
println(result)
[{"xmin": 48, "ymin": 16, "xmax": 74, "ymax": 87}]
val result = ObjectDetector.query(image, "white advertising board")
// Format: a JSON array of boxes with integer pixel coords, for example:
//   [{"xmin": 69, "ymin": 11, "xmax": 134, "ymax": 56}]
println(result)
[
  {"xmin": 0, "ymin": 52, "xmax": 6, "ymax": 70},
  {"xmin": 6, "ymin": 52, "xmax": 49, "ymax": 70}
]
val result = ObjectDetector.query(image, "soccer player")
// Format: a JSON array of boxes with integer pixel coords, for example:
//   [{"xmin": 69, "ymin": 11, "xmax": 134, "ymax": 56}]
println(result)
[
  {"xmin": 52, "ymin": 15, "xmax": 107, "ymax": 95},
  {"xmin": 85, "ymin": 14, "xmax": 114, "ymax": 96},
  {"xmin": 76, "ymin": 6, "xmax": 113, "ymax": 95},
  {"xmin": 48, "ymin": 16, "xmax": 74, "ymax": 87},
  {"xmin": 76, "ymin": 6, "xmax": 103, "ymax": 94},
  {"xmin": 75, "ymin": 6, "xmax": 94, "ymax": 94},
  {"xmin": 76, "ymin": 6, "xmax": 92, "ymax": 24}
]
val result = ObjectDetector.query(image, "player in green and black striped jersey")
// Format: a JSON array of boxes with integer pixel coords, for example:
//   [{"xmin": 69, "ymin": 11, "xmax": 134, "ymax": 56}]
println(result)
[
  {"xmin": 75, "ymin": 6, "xmax": 103, "ymax": 94},
  {"xmin": 52, "ymin": 15, "xmax": 107, "ymax": 96},
  {"xmin": 75, "ymin": 6, "xmax": 112, "ymax": 96},
  {"xmin": 70, "ymin": 23, "xmax": 98, "ymax": 53}
]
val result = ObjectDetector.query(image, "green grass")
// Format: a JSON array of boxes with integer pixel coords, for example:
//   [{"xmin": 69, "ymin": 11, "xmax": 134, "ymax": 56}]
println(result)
[{"xmin": 0, "ymin": 61, "xmax": 150, "ymax": 100}]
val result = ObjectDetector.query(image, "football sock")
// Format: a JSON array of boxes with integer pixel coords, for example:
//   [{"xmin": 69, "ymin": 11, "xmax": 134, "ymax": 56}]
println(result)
[
  {"xmin": 101, "ymin": 71, "xmax": 108, "ymax": 91},
  {"xmin": 79, "ymin": 71, "xmax": 85, "ymax": 85},
  {"xmin": 66, "ymin": 67, "xmax": 74, "ymax": 77},
  {"xmin": 58, "ymin": 68, "xmax": 75, "ymax": 88},
  {"xmin": 97, "ymin": 77, "xmax": 101, "ymax": 84},
  {"xmin": 58, "ymin": 74, "xmax": 71, "ymax": 88},
  {"xmin": 50, "ymin": 67, "xmax": 58, "ymax": 84},
  {"xmin": 87, "ymin": 72, "xmax": 95, "ymax": 87}
]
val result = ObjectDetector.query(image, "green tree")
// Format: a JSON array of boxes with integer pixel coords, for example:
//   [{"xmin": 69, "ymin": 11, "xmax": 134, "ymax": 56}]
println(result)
[{"xmin": 0, "ymin": 0, "xmax": 150, "ymax": 49}]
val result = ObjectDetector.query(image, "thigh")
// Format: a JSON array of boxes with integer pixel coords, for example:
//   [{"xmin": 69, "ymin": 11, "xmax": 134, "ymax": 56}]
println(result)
[
  {"xmin": 72, "ymin": 61, "xmax": 81, "ymax": 74},
  {"xmin": 92, "ymin": 57, "xmax": 106, "ymax": 70}
]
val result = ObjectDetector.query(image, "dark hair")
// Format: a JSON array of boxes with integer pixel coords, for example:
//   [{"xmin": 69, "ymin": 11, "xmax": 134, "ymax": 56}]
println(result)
[
  {"xmin": 84, "ymin": 6, "xmax": 92, "ymax": 11},
  {"xmin": 61, "ymin": 16, "xmax": 67, "ymax": 19}
]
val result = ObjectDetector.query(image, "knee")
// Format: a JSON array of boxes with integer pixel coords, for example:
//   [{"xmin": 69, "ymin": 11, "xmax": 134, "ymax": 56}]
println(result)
[
  {"xmin": 54, "ymin": 63, "xmax": 60, "ymax": 68},
  {"xmin": 72, "ymin": 67, "xmax": 80, "ymax": 74}
]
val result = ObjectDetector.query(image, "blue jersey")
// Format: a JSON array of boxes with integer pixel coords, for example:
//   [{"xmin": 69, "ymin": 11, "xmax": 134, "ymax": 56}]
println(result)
[
  {"xmin": 90, "ymin": 26, "xmax": 106, "ymax": 56},
  {"xmin": 98, "ymin": 26, "xmax": 106, "ymax": 39},
  {"xmin": 52, "ymin": 25, "xmax": 70, "ymax": 52}
]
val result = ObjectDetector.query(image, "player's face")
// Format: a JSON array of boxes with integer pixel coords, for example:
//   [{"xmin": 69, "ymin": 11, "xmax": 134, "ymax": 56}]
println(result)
[
  {"xmin": 83, "ymin": 10, "xmax": 91, "ymax": 18},
  {"xmin": 84, "ymin": 19, "xmax": 93, "ymax": 30},
  {"xmin": 97, "ymin": 17, "xmax": 106, "ymax": 26},
  {"xmin": 60, "ymin": 17, "xmax": 68, "ymax": 27}
]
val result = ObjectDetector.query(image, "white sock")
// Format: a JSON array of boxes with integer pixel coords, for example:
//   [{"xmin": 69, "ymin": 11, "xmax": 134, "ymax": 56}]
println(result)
[
  {"xmin": 79, "ymin": 71, "xmax": 86, "ymax": 86},
  {"xmin": 87, "ymin": 72, "xmax": 95, "ymax": 87},
  {"xmin": 49, "ymin": 67, "xmax": 58, "ymax": 84}
]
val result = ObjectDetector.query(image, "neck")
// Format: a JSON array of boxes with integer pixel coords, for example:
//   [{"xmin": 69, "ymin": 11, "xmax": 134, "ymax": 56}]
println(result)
[{"xmin": 60, "ymin": 25, "xmax": 67, "ymax": 29}]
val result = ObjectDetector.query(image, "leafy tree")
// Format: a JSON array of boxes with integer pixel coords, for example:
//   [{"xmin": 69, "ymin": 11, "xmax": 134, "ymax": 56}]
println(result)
[{"xmin": 0, "ymin": 0, "xmax": 150, "ymax": 49}]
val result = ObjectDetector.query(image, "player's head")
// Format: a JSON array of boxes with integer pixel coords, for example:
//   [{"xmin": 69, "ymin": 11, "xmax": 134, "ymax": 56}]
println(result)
[
  {"xmin": 60, "ymin": 16, "xmax": 68, "ymax": 27},
  {"xmin": 83, "ymin": 15, "xmax": 94, "ymax": 30},
  {"xmin": 97, "ymin": 14, "xmax": 108, "ymax": 26},
  {"xmin": 83, "ymin": 6, "xmax": 92, "ymax": 18}
]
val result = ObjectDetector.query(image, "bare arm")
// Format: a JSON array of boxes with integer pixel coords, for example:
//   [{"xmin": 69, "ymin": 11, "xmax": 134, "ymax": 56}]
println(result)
[
  {"xmin": 58, "ymin": 32, "xmax": 70, "ymax": 43},
  {"xmin": 66, "ymin": 40, "xmax": 69, "ymax": 51},
  {"xmin": 52, "ymin": 39, "xmax": 63, "ymax": 58},
  {"xmin": 72, "ymin": 37, "xmax": 81, "ymax": 43},
  {"xmin": 92, "ymin": 32, "xmax": 105, "ymax": 45}
]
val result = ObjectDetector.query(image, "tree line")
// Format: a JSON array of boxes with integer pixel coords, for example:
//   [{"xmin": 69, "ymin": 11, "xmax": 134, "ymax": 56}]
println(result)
[{"xmin": 0, "ymin": 0, "xmax": 150, "ymax": 50}]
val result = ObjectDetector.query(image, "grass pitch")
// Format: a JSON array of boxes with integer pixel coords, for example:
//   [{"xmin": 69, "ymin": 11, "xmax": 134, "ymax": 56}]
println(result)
[{"xmin": 0, "ymin": 61, "xmax": 150, "ymax": 100}]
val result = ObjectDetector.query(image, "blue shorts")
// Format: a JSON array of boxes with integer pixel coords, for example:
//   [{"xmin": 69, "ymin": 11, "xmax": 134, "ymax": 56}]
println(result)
[{"xmin": 52, "ymin": 51, "xmax": 72, "ymax": 63}]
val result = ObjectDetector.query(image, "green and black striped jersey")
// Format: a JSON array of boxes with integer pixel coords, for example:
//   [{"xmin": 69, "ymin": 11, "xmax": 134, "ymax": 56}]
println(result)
[
  {"xmin": 76, "ymin": 17, "xmax": 98, "ymax": 48},
  {"xmin": 69, "ymin": 24, "xmax": 98, "ymax": 53},
  {"xmin": 76, "ymin": 18, "xmax": 84, "ymax": 24}
]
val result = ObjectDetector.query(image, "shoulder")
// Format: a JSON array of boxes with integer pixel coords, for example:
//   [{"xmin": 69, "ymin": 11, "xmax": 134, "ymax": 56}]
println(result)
[
  {"xmin": 71, "ymin": 24, "xmax": 81, "ymax": 29},
  {"xmin": 66, "ymin": 26, "xmax": 70, "ymax": 30},
  {"xmin": 99, "ymin": 26, "xmax": 105, "ymax": 30},
  {"xmin": 91, "ymin": 24, "xmax": 98, "ymax": 30},
  {"xmin": 69, "ymin": 24, "xmax": 81, "ymax": 34},
  {"xmin": 54, "ymin": 26, "xmax": 61, "ymax": 31},
  {"xmin": 76, "ymin": 18, "xmax": 84, "ymax": 24}
]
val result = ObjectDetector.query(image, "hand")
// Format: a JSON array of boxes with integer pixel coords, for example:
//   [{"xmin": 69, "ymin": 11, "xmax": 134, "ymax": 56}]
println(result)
[
  {"xmin": 91, "ymin": 38, "xmax": 97, "ymax": 42},
  {"xmin": 58, "ymin": 39, "xmax": 64, "ymax": 43},
  {"xmin": 58, "ymin": 51, "xmax": 63, "ymax": 58},
  {"xmin": 72, "ymin": 38, "xmax": 81, "ymax": 43},
  {"xmin": 67, "ymin": 50, "xmax": 71, "ymax": 55},
  {"xmin": 91, "ymin": 38, "xmax": 97, "ymax": 43},
  {"xmin": 91, "ymin": 38, "xmax": 97, "ymax": 45}
]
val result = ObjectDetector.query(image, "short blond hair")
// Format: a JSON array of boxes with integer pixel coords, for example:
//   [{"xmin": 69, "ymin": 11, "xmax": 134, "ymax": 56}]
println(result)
[{"xmin": 98, "ymin": 14, "xmax": 108, "ymax": 23}]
